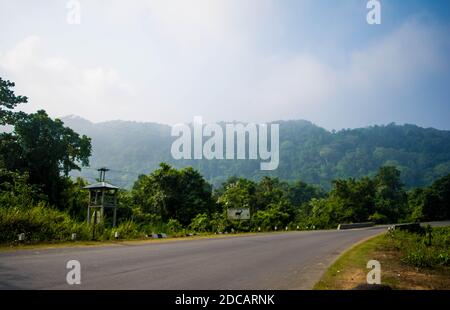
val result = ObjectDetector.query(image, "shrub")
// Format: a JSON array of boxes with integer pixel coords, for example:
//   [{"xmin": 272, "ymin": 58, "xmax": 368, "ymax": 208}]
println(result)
[
  {"xmin": 0, "ymin": 203, "xmax": 91, "ymax": 244},
  {"xmin": 388, "ymin": 227, "xmax": 450, "ymax": 268},
  {"xmin": 167, "ymin": 219, "xmax": 183, "ymax": 234},
  {"xmin": 114, "ymin": 221, "xmax": 141, "ymax": 239},
  {"xmin": 189, "ymin": 213, "xmax": 210, "ymax": 232}
]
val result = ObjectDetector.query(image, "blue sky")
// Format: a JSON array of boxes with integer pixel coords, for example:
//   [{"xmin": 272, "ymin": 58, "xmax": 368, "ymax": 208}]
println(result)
[{"xmin": 0, "ymin": 0, "xmax": 449, "ymax": 130}]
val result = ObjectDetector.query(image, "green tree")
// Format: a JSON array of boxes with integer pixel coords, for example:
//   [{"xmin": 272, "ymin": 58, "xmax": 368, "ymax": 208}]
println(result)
[
  {"xmin": 328, "ymin": 177, "xmax": 375, "ymax": 223},
  {"xmin": 285, "ymin": 180, "xmax": 325, "ymax": 207},
  {"xmin": 1, "ymin": 110, "xmax": 91, "ymax": 207},
  {"xmin": 0, "ymin": 77, "xmax": 27, "ymax": 126},
  {"xmin": 62, "ymin": 177, "xmax": 89, "ymax": 220},
  {"xmin": 407, "ymin": 174, "xmax": 450, "ymax": 222},
  {"xmin": 373, "ymin": 166, "xmax": 407, "ymax": 222},
  {"xmin": 253, "ymin": 201, "xmax": 292, "ymax": 230},
  {"xmin": 131, "ymin": 163, "xmax": 214, "ymax": 225},
  {"xmin": 255, "ymin": 177, "xmax": 286, "ymax": 211},
  {"xmin": 217, "ymin": 178, "xmax": 257, "ymax": 213}
]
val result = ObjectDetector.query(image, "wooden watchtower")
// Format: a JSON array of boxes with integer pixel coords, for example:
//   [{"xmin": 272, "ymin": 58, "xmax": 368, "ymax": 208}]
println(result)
[{"xmin": 84, "ymin": 168, "xmax": 119, "ymax": 227}]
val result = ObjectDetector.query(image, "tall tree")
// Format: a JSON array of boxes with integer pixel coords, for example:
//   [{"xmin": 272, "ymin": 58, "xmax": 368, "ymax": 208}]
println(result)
[
  {"xmin": 0, "ymin": 77, "xmax": 28, "ymax": 126},
  {"xmin": 1, "ymin": 110, "xmax": 91, "ymax": 207},
  {"xmin": 374, "ymin": 166, "xmax": 407, "ymax": 222},
  {"xmin": 131, "ymin": 163, "xmax": 214, "ymax": 225}
]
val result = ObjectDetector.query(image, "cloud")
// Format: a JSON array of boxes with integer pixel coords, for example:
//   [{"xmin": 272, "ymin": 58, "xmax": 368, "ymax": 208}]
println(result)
[
  {"xmin": 0, "ymin": 35, "xmax": 135, "ymax": 122},
  {"xmin": 347, "ymin": 19, "xmax": 448, "ymax": 92},
  {"xmin": 237, "ymin": 18, "xmax": 450, "ymax": 126},
  {"xmin": 104, "ymin": 0, "xmax": 278, "ymax": 48},
  {"xmin": 0, "ymin": 2, "xmax": 448, "ymax": 129}
]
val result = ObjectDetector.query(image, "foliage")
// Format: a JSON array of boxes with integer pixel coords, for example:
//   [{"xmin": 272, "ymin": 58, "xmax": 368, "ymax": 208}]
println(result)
[
  {"xmin": 0, "ymin": 77, "xmax": 28, "ymax": 126},
  {"xmin": 217, "ymin": 178, "xmax": 257, "ymax": 212},
  {"xmin": 62, "ymin": 117, "xmax": 450, "ymax": 190},
  {"xmin": 189, "ymin": 213, "xmax": 210, "ymax": 232},
  {"xmin": 131, "ymin": 163, "xmax": 214, "ymax": 225},
  {"xmin": 407, "ymin": 174, "xmax": 450, "ymax": 222},
  {"xmin": 252, "ymin": 201, "xmax": 292, "ymax": 230},
  {"xmin": 0, "ymin": 78, "xmax": 449, "ymax": 243},
  {"xmin": 298, "ymin": 166, "xmax": 409, "ymax": 228},
  {"xmin": 114, "ymin": 221, "xmax": 142, "ymax": 239},
  {"xmin": 167, "ymin": 218, "xmax": 183, "ymax": 233},
  {"xmin": 0, "ymin": 169, "xmax": 41, "ymax": 208},
  {"xmin": 0, "ymin": 110, "xmax": 92, "ymax": 207},
  {"xmin": 0, "ymin": 204, "xmax": 91, "ymax": 243},
  {"xmin": 387, "ymin": 227, "xmax": 450, "ymax": 268},
  {"xmin": 1, "ymin": 78, "xmax": 92, "ymax": 210}
]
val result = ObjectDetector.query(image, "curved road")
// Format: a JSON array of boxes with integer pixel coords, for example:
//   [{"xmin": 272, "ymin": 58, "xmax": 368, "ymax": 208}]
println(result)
[{"xmin": 0, "ymin": 227, "xmax": 388, "ymax": 290}]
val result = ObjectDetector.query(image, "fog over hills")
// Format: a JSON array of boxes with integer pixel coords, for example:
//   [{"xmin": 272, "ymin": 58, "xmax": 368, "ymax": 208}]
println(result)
[{"xmin": 61, "ymin": 115, "xmax": 450, "ymax": 190}]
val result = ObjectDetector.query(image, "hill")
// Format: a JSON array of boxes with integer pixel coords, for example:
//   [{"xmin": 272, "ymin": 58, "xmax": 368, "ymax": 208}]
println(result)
[{"xmin": 61, "ymin": 116, "xmax": 450, "ymax": 190}]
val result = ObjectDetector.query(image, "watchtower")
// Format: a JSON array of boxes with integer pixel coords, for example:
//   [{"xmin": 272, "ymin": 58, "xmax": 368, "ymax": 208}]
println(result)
[{"xmin": 83, "ymin": 167, "xmax": 119, "ymax": 227}]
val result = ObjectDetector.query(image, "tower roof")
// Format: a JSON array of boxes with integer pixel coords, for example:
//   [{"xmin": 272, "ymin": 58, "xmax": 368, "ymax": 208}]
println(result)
[{"xmin": 83, "ymin": 182, "xmax": 119, "ymax": 190}]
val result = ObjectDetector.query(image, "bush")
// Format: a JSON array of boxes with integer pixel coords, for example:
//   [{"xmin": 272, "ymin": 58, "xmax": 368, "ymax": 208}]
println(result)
[
  {"xmin": 189, "ymin": 213, "xmax": 210, "ymax": 232},
  {"xmin": 252, "ymin": 202, "xmax": 290, "ymax": 230},
  {"xmin": 114, "ymin": 221, "xmax": 142, "ymax": 239},
  {"xmin": 0, "ymin": 203, "xmax": 91, "ymax": 243},
  {"xmin": 167, "ymin": 219, "xmax": 183, "ymax": 234},
  {"xmin": 388, "ymin": 227, "xmax": 450, "ymax": 268},
  {"xmin": 369, "ymin": 212, "xmax": 388, "ymax": 224}
]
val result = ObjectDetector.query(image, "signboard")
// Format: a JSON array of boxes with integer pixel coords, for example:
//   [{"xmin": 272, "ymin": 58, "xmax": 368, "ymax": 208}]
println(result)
[{"xmin": 227, "ymin": 208, "xmax": 251, "ymax": 220}]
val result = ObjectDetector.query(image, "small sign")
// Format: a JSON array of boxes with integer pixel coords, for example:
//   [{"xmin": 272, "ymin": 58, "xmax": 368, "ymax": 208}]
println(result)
[{"xmin": 227, "ymin": 208, "xmax": 250, "ymax": 220}]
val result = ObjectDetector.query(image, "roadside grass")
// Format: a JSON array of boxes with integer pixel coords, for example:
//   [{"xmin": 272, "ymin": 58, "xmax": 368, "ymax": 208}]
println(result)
[
  {"xmin": 0, "ymin": 229, "xmax": 321, "ymax": 253},
  {"xmin": 314, "ymin": 227, "xmax": 450, "ymax": 290},
  {"xmin": 0, "ymin": 231, "xmax": 268, "ymax": 253}
]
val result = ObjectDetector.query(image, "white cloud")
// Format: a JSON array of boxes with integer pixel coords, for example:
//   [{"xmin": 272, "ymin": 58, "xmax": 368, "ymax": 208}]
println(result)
[
  {"xmin": 104, "ymin": 0, "xmax": 278, "ymax": 48},
  {"xmin": 237, "ymin": 18, "xmax": 450, "ymax": 125},
  {"xmin": 347, "ymin": 19, "xmax": 447, "ymax": 92},
  {"xmin": 0, "ymin": 35, "xmax": 135, "ymax": 121},
  {"xmin": 0, "ymin": 2, "xmax": 448, "ymax": 129}
]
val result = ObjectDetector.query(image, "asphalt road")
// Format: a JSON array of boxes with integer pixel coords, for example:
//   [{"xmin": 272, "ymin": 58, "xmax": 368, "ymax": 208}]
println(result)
[{"xmin": 0, "ymin": 227, "xmax": 391, "ymax": 290}]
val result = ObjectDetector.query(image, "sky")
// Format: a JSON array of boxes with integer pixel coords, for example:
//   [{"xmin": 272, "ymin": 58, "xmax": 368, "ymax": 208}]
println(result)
[{"xmin": 0, "ymin": 0, "xmax": 449, "ymax": 130}]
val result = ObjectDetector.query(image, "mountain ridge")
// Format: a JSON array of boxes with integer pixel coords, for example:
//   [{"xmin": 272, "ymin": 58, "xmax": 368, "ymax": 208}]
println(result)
[{"xmin": 61, "ymin": 116, "xmax": 450, "ymax": 190}]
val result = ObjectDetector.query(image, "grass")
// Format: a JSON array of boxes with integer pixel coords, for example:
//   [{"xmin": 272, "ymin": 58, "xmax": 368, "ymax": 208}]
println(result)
[
  {"xmin": 0, "ymin": 231, "xmax": 264, "ymax": 253},
  {"xmin": 314, "ymin": 227, "xmax": 450, "ymax": 290},
  {"xmin": 0, "ymin": 228, "xmax": 316, "ymax": 253}
]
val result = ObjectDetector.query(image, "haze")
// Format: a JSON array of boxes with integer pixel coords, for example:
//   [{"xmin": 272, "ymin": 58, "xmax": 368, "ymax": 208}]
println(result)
[{"xmin": 0, "ymin": 0, "xmax": 449, "ymax": 130}]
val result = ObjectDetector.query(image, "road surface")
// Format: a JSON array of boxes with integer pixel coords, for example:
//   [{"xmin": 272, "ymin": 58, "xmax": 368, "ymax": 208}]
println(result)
[{"xmin": 0, "ymin": 227, "xmax": 390, "ymax": 290}]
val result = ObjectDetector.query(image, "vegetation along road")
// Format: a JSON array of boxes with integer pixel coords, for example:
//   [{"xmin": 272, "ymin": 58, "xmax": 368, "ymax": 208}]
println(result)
[{"xmin": 0, "ymin": 227, "xmax": 388, "ymax": 289}]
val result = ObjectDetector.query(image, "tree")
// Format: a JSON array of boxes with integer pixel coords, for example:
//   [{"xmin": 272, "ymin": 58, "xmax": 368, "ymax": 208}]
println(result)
[
  {"xmin": 62, "ymin": 177, "xmax": 89, "ymax": 220},
  {"xmin": 373, "ymin": 166, "xmax": 407, "ymax": 222},
  {"xmin": 255, "ymin": 177, "xmax": 285, "ymax": 211},
  {"xmin": 430, "ymin": 174, "xmax": 450, "ymax": 220},
  {"xmin": 0, "ymin": 77, "xmax": 28, "ymax": 126},
  {"xmin": 217, "ymin": 178, "xmax": 257, "ymax": 213},
  {"xmin": 328, "ymin": 177, "xmax": 375, "ymax": 223},
  {"xmin": 1, "ymin": 110, "xmax": 92, "ymax": 207},
  {"xmin": 252, "ymin": 201, "xmax": 291, "ymax": 230},
  {"xmin": 131, "ymin": 163, "xmax": 214, "ymax": 225},
  {"xmin": 285, "ymin": 180, "xmax": 325, "ymax": 207},
  {"xmin": 407, "ymin": 173, "xmax": 450, "ymax": 222}
]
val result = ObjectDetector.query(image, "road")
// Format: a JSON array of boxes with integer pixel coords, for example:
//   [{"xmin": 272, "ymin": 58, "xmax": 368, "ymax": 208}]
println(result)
[{"xmin": 0, "ymin": 227, "xmax": 390, "ymax": 290}]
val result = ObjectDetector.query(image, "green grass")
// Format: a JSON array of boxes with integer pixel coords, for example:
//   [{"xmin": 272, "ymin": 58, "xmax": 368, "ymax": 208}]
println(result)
[
  {"xmin": 315, "ymin": 226, "xmax": 450, "ymax": 290},
  {"xmin": 314, "ymin": 234, "xmax": 386, "ymax": 290},
  {"xmin": 0, "ymin": 230, "xmax": 265, "ymax": 253},
  {"xmin": 391, "ymin": 227, "xmax": 450, "ymax": 268}
]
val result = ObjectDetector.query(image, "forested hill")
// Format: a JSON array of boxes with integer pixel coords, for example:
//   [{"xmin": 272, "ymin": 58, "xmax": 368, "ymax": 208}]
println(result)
[{"xmin": 62, "ymin": 116, "xmax": 450, "ymax": 190}]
